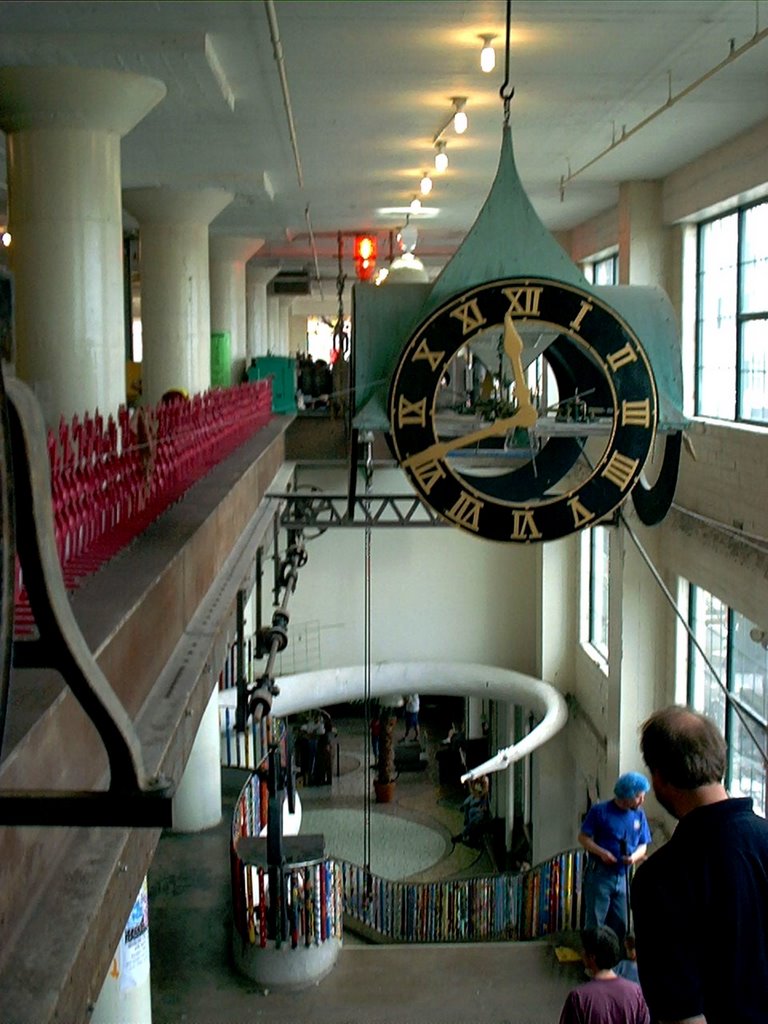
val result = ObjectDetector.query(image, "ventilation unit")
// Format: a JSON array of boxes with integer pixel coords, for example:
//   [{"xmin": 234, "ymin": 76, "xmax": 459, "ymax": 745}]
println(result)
[{"xmin": 269, "ymin": 269, "xmax": 311, "ymax": 295}]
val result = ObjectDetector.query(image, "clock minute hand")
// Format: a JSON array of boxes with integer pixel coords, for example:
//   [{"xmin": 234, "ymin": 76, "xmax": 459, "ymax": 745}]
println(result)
[
  {"xmin": 504, "ymin": 311, "xmax": 534, "ymax": 412},
  {"xmin": 404, "ymin": 403, "xmax": 538, "ymax": 470}
]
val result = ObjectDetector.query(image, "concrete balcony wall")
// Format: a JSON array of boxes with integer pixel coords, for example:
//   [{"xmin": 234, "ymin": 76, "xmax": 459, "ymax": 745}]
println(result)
[{"xmin": 0, "ymin": 417, "xmax": 292, "ymax": 1024}]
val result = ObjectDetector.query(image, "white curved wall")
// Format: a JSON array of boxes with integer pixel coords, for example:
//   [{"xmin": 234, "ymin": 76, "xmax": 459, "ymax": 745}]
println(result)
[{"xmin": 219, "ymin": 660, "xmax": 568, "ymax": 780}]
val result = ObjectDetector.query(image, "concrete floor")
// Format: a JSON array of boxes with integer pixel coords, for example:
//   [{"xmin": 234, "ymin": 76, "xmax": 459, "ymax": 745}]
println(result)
[{"xmin": 148, "ymin": 716, "xmax": 583, "ymax": 1023}]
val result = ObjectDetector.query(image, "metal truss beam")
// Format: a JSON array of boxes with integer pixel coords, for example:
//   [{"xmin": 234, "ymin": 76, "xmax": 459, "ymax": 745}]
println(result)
[{"xmin": 268, "ymin": 492, "xmax": 448, "ymax": 530}]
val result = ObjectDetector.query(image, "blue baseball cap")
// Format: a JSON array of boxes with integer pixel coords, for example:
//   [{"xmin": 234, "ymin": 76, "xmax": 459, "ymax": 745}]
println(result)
[{"xmin": 614, "ymin": 771, "xmax": 650, "ymax": 799}]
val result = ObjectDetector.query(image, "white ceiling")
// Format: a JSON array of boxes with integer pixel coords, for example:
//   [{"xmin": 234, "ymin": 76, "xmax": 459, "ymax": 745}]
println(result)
[{"xmin": 1, "ymin": 0, "xmax": 768, "ymax": 287}]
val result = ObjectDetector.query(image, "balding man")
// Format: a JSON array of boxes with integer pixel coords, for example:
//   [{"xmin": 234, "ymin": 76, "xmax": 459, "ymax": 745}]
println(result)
[{"xmin": 631, "ymin": 705, "xmax": 768, "ymax": 1024}]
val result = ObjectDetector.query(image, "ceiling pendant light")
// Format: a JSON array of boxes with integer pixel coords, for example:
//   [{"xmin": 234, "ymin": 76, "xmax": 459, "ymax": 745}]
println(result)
[
  {"xmin": 434, "ymin": 139, "xmax": 448, "ymax": 173},
  {"xmin": 410, "ymin": 195, "xmax": 422, "ymax": 213},
  {"xmin": 479, "ymin": 34, "xmax": 497, "ymax": 73},
  {"xmin": 452, "ymin": 97, "xmax": 468, "ymax": 134},
  {"xmin": 419, "ymin": 171, "xmax": 433, "ymax": 196}
]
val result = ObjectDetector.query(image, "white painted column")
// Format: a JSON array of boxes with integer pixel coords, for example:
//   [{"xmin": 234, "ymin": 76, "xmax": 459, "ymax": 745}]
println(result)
[
  {"xmin": 122, "ymin": 188, "xmax": 232, "ymax": 405},
  {"xmin": 466, "ymin": 697, "xmax": 484, "ymax": 739},
  {"xmin": 92, "ymin": 878, "xmax": 151, "ymax": 1024},
  {"xmin": 278, "ymin": 296, "xmax": 294, "ymax": 356},
  {"xmin": 246, "ymin": 265, "xmax": 275, "ymax": 364},
  {"xmin": 0, "ymin": 67, "xmax": 166, "ymax": 426},
  {"xmin": 617, "ymin": 180, "xmax": 667, "ymax": 288},
  {"xmin": 209, "ymin": 236, "xmax": 264, "ymax": 386},
  {"xmin": 172, "ymin": 685, "xmax": 222, "ymax": 832},
  {"xmin": 266, "ymin": 293, "xmax": 282, "ymax": 356}
]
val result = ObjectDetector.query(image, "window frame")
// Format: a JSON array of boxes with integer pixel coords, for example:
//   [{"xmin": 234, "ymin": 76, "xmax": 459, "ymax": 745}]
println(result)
[
  {"xmin": 586, "ymin": 526, "xmax": 610, "ymax": 665},
  {"xmin": 686, "ymin": 583, "xmax": 767, "ymax": 816},
  {"xmin": 695, "ymin": 198, "xmax": 768, "ymax": 425}
]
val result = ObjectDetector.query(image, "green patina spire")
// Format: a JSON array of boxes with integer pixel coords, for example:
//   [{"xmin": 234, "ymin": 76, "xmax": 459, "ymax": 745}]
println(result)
[{"xmin": 421, "ymin": 124, "xmax": 586, "ymax": 319}]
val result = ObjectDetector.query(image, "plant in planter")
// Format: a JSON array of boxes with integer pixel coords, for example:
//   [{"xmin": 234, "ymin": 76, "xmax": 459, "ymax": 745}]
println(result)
[{"xmin": 373, "ymin": 709, "xmax": 398, "ymax": 803}]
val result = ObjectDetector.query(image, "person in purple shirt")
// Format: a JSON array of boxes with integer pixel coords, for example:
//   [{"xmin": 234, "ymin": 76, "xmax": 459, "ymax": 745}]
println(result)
[
  {"xmin": 559, "ymin": 926, "xmax": 650, "ymax": 1024},
  {"xmin": 578, "ymin": 772, "xmax": 652, "ymax": 944}
]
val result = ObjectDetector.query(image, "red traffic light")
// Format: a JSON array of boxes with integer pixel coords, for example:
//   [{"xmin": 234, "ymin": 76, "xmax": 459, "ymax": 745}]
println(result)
[{"xmin": 354, "ymin": 234, "xmax": 377, "ymax": 281}]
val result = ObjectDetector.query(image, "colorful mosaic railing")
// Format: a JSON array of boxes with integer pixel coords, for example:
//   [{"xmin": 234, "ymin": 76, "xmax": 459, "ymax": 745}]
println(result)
[
  {"xmin": 218, "ymin": 645, "xmax": 271, "ymax": 771},
  {"xmin": 340, "ymin": 848, "xmax": 584, "ymax": 943},
  {"xmin": 230, "ymin": 761, "xmax": 344, "ymax": 950},
  {"xmin": 231, "ymin": 852, "xmax": 344, "ymax": 950},
  {"xmin": 14, "ymin": 380, "xmax": 272, "ymax": 635},
  {"xmin": 228, "ymin": 735, "xmax": 585, "ymax": 947}
]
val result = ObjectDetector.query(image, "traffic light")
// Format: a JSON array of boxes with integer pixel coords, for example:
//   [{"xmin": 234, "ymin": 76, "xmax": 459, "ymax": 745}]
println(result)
[{"xmin": 354, "ymin": 233, "xmax": 377, "ymax": 282}]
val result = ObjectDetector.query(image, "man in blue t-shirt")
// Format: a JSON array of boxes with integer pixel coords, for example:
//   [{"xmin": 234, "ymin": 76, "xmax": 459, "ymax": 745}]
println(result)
[{"xmin": 578, "ymin": 772, "xmax": 652, "ymax": 945}]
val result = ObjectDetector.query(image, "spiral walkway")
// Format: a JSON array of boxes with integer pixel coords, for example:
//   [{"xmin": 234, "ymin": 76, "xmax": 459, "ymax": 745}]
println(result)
[{"xmin": 149, "ymin": 716, "xmax": 583, "ymax": 1023}]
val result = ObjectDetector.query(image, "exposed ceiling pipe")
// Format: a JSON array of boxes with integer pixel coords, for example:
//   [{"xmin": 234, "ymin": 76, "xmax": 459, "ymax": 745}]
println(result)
[
  {"xmin": 264, "ymin": 0, "xmax": 304, "ymax": 189},
  {"xmin": 304, "ymin": 204, "xmax": 323, "ymax": 299},
  {"xmin": 560, "ymin": 25, "xmax": 768, "ymax": 196}
]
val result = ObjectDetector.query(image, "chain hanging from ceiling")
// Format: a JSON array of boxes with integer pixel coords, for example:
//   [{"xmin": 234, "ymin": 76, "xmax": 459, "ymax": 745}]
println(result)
[{"xmin": 500, "ymin": 0, "xmax": 515, "ymax": 125}]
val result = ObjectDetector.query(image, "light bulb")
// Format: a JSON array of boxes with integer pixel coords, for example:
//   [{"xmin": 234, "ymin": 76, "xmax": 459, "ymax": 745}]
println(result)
[
  {"xmin": 420, "ymin": 172, "xmax": 432, "ymax": 196},
  {"xmin": 480, "ymin": 35, "xmax": 496, "ymax": 73},
  {"xmin": 434, "ymin": 140, "xmax": 448, "ymax": 173},
  {"xmin": 400, "ymin": 223, "xmax": 418, "ymax": 252},
  {"xmin": 1, "ymin": 231, "xmax": 10, "ymax": 248},
  {"xmin": 452, "ymin": 97, "xmax": 468, "ymax": 135},
  {"xmin": 410, "ymin": 196, "xmax": 422, "ymax": 213}
]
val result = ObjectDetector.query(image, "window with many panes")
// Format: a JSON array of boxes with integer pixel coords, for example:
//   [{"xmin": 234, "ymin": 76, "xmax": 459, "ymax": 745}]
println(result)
[
  {"xmin": 588, "ymin": 526, "xmax": 610, "ymax": 660},
  {"xmin": 687, "ymin": 584, "xmax": 767, "ymax": 816},
  {"xmin": 696, "ymin": 200, "xmax": 768, "ymax": 424},
  {"xmin": 583, "ymin": 253, "xmax": 618, "ymax": 286}
]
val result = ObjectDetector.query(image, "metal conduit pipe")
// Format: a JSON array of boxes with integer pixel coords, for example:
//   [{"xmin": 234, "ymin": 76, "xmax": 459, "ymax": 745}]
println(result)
[
  {"xmin": 264, "ymin": 0, "xmax": 304, "ymax": 190},
  {"xmin": 560, "ymin": 25, "xmax": 768, "ymax": 194}
]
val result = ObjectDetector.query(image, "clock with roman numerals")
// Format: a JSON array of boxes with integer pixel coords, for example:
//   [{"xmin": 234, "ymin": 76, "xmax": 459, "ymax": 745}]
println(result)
[{"xmin": 387, "ymin": 277, "xmax": 658, "ymax": 543}]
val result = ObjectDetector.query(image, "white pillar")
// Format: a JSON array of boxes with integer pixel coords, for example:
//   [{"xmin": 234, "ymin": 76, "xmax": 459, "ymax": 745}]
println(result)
[
  {"xmin": 280, "ymin": 294, "xmax": 296, "ymax": 358},
  {"xmin": 245, "ymin": 265, "xmax": 275, "ymax": 364},
  {"xmin": 172, "ymin": 685, "xmax": 222, "ymax": 832},
  {"xmin": 0, "ymin": 67, "xmax": 166, "ymax": 427},
  {"xmin": 466, "ymin": 697, "xmax": 484, "ymax": 740},
  {"xmin": 266, "ymin": 293, "xmax": 281, "ymax": 357},
  {"xmin": 617, "ymin": 180, "xmax": 667, "ymax": 288},
  {"xmin": 91, "ymin": 879, "xmax": 152, "ymax": 1024},
  {"xmin": 123, "ymin": 187, "xmax": 232, "ymax": 405},
  {"xmin": 209, "ymin": 236, "xmax": 264, "ymax": 386}
]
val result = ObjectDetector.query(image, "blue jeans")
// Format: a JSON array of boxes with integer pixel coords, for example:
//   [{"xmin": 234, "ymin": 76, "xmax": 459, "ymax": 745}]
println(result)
[{"xmin": 582, "ymin": 858, "xmax": 631, "ymax": 943}]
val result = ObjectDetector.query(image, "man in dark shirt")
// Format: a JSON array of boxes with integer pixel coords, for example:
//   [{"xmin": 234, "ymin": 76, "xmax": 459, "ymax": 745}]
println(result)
[{"xmin": 631, "ymin": 705, "xmax": 768, "ymax": 1024}]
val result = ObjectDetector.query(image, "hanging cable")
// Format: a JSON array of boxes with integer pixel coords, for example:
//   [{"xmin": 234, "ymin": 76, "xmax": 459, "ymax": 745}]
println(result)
[
  {"xmin": 499, "ymin": 0, "xmax": 515, "ymax": 125},
  {"xmin": 362, "ymin": 433, "xmax": 373, "ymax": 901},
  {"xmin": 620, "ymin": 511, "xmax": 768, "ymax": 770},
  {"xmin": 332, "ymin": 232, "xmax": 348, "ymax": 359}
]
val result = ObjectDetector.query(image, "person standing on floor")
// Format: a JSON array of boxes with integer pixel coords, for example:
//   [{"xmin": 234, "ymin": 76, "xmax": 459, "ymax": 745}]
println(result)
[
  {"xmin": 558, "ymin": 926, "xmax": 650, "ymax": 1024},
  {"xmin": 631, "ymin": 704, "xmax": 768, "ymax": 1024},
  {"xmin": 578, "ymin": 772, "xmax": 651, "ymax": 945},
  {"xmin": 402, "ymin": 693, "xmax": 420, "ymax": 741}
]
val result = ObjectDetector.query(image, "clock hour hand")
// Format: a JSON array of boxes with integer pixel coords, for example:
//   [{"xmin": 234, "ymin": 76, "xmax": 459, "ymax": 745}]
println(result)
[{"xmin": 504, "ymin": 310, "xmax": 534, "ymax": 414}]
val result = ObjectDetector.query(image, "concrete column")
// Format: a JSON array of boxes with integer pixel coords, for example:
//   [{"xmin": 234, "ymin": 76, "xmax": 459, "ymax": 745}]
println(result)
[
  {"xmin": 0, "ymin": 67, "xmax": 166, "ymax": 426},
  {"xmin": 466, "ymin": 697, "xmax": 484, "ymax": 740},
  {"xmin": 617, "ymin": 181, "xmax": 667, "ymax": 288},
  {"xmin": 123, "ymin": 187, "xmax": 232, "ymax": 405},
  {"xmin": 91, "ymin": 879, "xmax": 151, "ymax": 1024},
  {"xmin": 209, "ymin": 236, "xmax": 264, "ymax": 386},
  {"xmin": 266, "ymin": 292, "xmax": 281, "ymax": 356},
  {"xmin": 246, "ymin": 265, "xmax": 275, "ymax": 363},
  {"xmin": 277, "ymin": 296, "xmax": 294, "ymax": 357},
  {"xmin": 172, "ymin": 685, "xmax": 222, "ymax": 832}
]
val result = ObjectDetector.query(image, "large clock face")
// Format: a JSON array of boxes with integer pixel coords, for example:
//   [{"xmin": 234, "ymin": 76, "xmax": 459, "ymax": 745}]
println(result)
[{"xmin": 388, "ymin": 277, "xmax": 658, "ymax": 543}]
